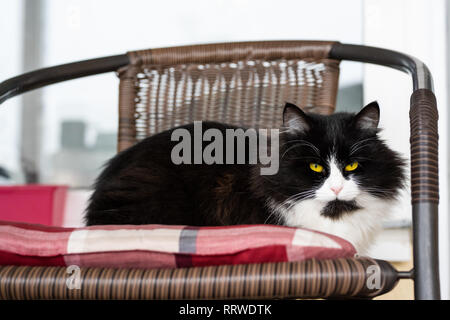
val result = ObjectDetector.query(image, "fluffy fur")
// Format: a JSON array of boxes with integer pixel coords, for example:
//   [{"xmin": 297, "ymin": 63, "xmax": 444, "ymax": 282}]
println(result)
[{"xmin": 85, "ymin": 102, "xmax": 406, "ymax": 254}]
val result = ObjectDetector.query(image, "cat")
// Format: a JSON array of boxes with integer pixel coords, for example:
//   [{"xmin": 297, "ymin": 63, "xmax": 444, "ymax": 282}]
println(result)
[{"xmin": 85, "ymin": 102, "xmax": 406, "ymax": 254}]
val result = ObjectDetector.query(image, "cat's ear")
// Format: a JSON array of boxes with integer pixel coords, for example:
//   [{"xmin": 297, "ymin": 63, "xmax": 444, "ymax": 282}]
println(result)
[
  {"xmin": 354, "ymin": 101, "xmax": 380, "ymax": 131},
  {"xmin": 283, "ymin": 103, "xmax": 310, "ymax": 133}
]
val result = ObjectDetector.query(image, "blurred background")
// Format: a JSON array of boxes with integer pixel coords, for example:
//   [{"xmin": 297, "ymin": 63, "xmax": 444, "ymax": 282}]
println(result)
[{"xmin": 0, "ymin": 0, "xmax": 448, "ymax": 299}]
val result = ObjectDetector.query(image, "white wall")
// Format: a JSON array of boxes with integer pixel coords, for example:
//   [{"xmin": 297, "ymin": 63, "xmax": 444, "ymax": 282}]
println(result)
[{"xmin": 363, "ymin": 0, "xmax": 449, "ymax": 299}]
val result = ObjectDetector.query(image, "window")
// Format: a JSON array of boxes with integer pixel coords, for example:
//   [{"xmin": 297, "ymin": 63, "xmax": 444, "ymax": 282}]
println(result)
[{"xmin": 0, "ymin": 0, "xmax": 364, "ymax": 188}]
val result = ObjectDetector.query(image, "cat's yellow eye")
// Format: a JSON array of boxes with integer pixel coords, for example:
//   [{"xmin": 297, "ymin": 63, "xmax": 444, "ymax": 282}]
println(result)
[
  {"xmin": 345, "ymin": 161, "xmax": 358, "ymax": 171},
  {"xmin": 309, "ymin": 163, "xmax": 324, "ymax": 173}
]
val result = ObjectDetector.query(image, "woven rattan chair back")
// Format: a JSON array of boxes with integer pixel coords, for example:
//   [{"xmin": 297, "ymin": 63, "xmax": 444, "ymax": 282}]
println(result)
[{"xmin": 116, "ymin": 41, "xmax": 340, "ymax": 151}]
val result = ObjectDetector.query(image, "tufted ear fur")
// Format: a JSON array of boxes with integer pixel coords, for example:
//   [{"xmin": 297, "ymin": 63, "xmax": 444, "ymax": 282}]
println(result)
[
  {"xmin": 354, "ymin": 101, "xmax": 380, "ymax": 131},
  {"xmin": 282, "ymin": 103, "xmax": 311, "ymax": 134}
]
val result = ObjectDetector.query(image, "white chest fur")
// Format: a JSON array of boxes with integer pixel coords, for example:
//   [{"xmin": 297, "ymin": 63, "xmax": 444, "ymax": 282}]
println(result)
[{"xmin": 281, "ymin": 193, "xmax": 395, "ymax": 254}]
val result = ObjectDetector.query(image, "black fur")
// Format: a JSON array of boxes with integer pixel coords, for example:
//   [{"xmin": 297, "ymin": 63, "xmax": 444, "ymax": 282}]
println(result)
[
  {"xmin": 320, "ymin": 200, "xmax": 361, "ymax": 220},
  {"xmin": 85, "ymin": 102, "xmax": 406, "ymax": 226}
]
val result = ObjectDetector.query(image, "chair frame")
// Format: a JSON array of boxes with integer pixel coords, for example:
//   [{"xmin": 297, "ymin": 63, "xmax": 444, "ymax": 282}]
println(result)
[{"xmin": 0, "ymin": 41, "xmax": 440, "ymax": 300}]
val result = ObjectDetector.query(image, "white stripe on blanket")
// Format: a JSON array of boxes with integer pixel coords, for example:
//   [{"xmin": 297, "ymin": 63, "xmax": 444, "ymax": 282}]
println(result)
[
  {"xmin": 67, "ymin": 228, "xmax": 182, "ymax": 254},
  {"xmin": 291, "ymin": 229, "xmax": 341, "ymax": 249}
]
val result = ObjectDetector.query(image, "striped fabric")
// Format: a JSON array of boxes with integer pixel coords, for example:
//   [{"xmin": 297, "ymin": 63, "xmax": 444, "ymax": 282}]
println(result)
[{"xmin": 0, "ymin": 221, "xmax": 356, "ymax": 269}]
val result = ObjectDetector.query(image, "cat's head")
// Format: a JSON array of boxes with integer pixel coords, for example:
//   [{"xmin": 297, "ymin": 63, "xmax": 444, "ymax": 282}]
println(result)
[{"xmin": 268, "ymin": 101, "xmax": 406, "ymax": 224}]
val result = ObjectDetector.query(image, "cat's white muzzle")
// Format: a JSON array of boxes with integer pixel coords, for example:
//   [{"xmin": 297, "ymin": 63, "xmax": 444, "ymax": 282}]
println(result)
[{"xmin": 315, "ymin": 157, "xmax": 361, "ymax": 203}]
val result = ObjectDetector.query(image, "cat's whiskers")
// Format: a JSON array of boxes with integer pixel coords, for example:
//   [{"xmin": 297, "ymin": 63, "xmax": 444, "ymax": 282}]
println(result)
[
  {"xmin": 349, "ymin": 137, "xmax": 378, "ymax": 156},
  {"xmin": 267, "ymin": 190, "xmax": 316, "ymax": 222},
  {"xmin": 350, "ymin": 137, "xmax": 377, "ymax": 149},
  {"xmin": 349, "ymin": 144, "xmax": 372, "ymax": 156},
  {"xmin": 283, "ymin": 193, "xmax": 316, "ymax": 216},
  {"xmin": 361, "ymin": 187, "xmax": 396, "ymax": 197},
  {"xmin": 280, "ymin": 139, "xmax": 320, "ymax": 154},
  {"xmin": 281, "ymin": 141, "xmax": 320, "ymax": 160},
  {"xmin": 353, "ymin": 180, "xmax": 397, "ymax": 198}
]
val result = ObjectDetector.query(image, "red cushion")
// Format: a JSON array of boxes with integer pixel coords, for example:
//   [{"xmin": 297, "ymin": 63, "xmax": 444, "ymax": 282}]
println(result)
[{"xmin": 0, "ymin": 220, "xmax": 356, "ymax": 269}]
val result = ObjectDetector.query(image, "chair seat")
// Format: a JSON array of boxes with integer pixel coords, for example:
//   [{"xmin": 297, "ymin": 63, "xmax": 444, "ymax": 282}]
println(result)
[
  {"xmin": 0, "ymin": 220, "xmax": 355, "ymax": 269},
  {"xmin": 0, "ymin": 220, "xmax": 400, "ymax": 299}
]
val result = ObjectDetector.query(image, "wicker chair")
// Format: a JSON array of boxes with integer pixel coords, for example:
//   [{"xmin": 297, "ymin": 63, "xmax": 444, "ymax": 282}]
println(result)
[{"xmin": 0, "ymin": 41, "xmax": 440, "ymax": 300}]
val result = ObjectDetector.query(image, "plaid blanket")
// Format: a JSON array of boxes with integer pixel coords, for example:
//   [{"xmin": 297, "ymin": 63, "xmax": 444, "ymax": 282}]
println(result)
[{"xmin": 0, "ymin": 220, "xmax": 356, "ymax": 269}]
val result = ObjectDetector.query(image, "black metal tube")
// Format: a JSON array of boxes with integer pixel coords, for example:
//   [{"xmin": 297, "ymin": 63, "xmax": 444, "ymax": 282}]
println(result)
[
  {"xmin": 412, "ymin": 203, "xmax": 441, "ymax": 299},
  {"xmin": 0, "ymin": 44, "xmax": 434, "ymax": 102},
  {"xmin": 397, "ymin": 269, "xmax": 414, "ymax": 280},
  {"xmin": 0, "ymin": 54, "xmax": 130, "ymax": 105},
  {"xmin": 330, "ymin": 43, "xmax": 433, "ymax": 91}
]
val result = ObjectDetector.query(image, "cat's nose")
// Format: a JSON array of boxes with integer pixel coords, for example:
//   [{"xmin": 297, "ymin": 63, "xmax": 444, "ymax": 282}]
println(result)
[{"xmin": 330, "ymin": 186, "xmax": 343, "ymax": 195}]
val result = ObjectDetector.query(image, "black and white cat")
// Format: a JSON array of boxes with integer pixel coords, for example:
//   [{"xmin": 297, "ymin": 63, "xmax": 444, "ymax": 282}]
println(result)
[{"xmin": 85, "ymin": 102, "xmax": 406, "ymax": 254}]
